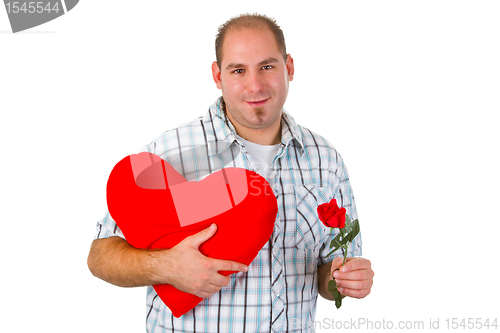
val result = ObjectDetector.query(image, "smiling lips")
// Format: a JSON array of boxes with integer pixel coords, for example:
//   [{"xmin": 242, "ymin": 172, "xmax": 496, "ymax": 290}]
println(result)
[{"xmin": 246, "ymin": 98, "xmax": 269, "ymax": 107}]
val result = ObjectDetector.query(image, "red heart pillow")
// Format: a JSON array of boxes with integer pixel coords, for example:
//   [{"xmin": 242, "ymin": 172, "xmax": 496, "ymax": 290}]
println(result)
[{"xmin": 106, "ymin": 152, "xmax": 277, "ymax": 317}]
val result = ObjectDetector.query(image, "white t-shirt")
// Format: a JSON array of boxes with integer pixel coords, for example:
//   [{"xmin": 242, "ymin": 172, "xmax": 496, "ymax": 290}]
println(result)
[{"xmin": 235, "ymin": 134, "xmax": 281, "ymax": 182}]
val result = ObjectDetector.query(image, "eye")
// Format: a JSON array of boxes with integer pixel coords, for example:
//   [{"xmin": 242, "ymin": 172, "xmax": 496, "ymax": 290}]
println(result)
[
  {"xmin": 262, "ymin": 65, "xmax": 273, "ymax": 70},
  {"xmin": 232, "ymin": 69, "xmax": 244, "ymax": 74}
]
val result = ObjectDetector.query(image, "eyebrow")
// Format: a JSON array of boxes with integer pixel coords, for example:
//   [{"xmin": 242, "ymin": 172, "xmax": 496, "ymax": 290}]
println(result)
[{"xmin": 225, "ymin": 57, "xmax": 280, "ymax": 70}]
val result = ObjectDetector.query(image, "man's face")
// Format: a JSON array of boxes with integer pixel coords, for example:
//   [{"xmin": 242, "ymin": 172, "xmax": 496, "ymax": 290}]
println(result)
[{"xmin": 212, "ymin": 28, "xmax": 294, "ymax": 132}]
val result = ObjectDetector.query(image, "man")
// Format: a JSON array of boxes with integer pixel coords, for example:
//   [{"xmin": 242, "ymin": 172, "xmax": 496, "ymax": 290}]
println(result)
[{"xmin": 88, "ymin": 13, "xmax": 374, "ymax": 332}]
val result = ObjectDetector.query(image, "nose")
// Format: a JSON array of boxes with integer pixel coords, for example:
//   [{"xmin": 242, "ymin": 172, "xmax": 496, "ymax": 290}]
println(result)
[{"xmin": 246, "ymin": 70, "xmax": 265, "ymax": 94}]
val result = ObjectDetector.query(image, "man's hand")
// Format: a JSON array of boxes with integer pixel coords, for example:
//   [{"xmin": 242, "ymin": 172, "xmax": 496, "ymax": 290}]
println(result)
[
  {"xmin": 158, "ymin": 223, "xmax": 248, "ymax": 299},
  {"xmin": 87, "ymin": 224, "xmax": 248, "ymax": 299},
  {"xmin": 331, "ymin": 256, "xmax": 374, "ymax": 299}
]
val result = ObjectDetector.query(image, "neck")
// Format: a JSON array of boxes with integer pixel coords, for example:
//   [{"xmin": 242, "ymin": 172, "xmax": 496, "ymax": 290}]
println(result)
[
  {"xmin": 222, "ymin": 98, "xmax": 282, "ymax": 145},
  {"xmin": 234, "ymin": 121, "xmax": 282, "ymax": 146}
]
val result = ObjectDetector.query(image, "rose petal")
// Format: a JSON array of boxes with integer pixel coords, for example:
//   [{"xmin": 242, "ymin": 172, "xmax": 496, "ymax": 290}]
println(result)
[{"xmin": 318, "ymin": 199, "xmax": 346, "ymax": 229}]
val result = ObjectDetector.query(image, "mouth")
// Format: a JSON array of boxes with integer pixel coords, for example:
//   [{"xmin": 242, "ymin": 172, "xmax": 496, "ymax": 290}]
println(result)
[{"xmin": 246, "ymin": 98, "xmax": 269, "ymax": 107}]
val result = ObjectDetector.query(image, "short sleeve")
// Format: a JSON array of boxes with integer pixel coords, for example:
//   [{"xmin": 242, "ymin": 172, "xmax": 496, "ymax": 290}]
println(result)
[
  {"xmin": 318, "ymin": 161, "xmax": 362, "ymax": 266},
  {"xmin": 93, "ymin": 143, "xmax": 154, "ymax": 241},
  {"xmin": 94, "ymin": 210, "xmax": 126, "ymax": 240}
]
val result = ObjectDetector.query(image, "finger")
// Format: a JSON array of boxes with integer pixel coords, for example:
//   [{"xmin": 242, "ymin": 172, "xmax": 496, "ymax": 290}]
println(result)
[
  {"xmin": 210, "ymin": 274, "xmax": 231, "ymax": 288},
  {"xmin": 188, "ymin": 224, "xmax": 218, "ymax": 248},
  {"xmin": 204, "ymin": 283, "xmax": 223, "ymax": 295},
  {"xmin": 331, "ymin": 256, "xmax": 344, "ymax": 272},
  {"xmin": 337, "ymin": 285, "xmax": 371, "ymax": 299},
  {"xmin": 197, "ymin": 290, "xmax": 213, "ymax": 299},
  {"xmin": 334, "ymin": 268, "xmax": 374, "ymax": 281},
  {"xmin": 335, "ymin": 278, "xmax": 373, "ymax": 291},
  {"xmin": 214, "ymin": 259, "xmax": 248, "ymax": 273},
  {"xmin": 194, "ymin": 283, "xmax": 221, "ymax": 299},
  {"xmin": 340, "ymin": 257, "xmax": 371, "ymax": 273}
]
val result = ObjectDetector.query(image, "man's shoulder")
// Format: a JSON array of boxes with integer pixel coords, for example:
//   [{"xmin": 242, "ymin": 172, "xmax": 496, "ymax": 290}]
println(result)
[
  {"xmin": 142, "ymin": 99, "xmax": 228, "ymax": 154},
  {"xmin": 292, "ymin": 124, "xmax": 352, "ymax": 190},
  {"xmin": 138, "ymin": 115, "xmax": 206, "ymax": 155},
  {"xmin": 282, "ymin": 110, "xmax": 339, "ymax": 158},
  {"xmin": 296, "ymin": 124, "xmax": 341, "ymax": 158},
  {"xmin": 155, "ymin": 116, "xmax": 205, "ymax": 141}
]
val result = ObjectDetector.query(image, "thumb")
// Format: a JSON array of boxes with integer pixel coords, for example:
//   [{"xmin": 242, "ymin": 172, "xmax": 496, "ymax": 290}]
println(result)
[
  {"xmin": 189, "ymin": 223, "xmax": 217, "ymax": 249},
  {"xmin": 331, "ymin": 256, "xmax": 344, "ymax": 274}
]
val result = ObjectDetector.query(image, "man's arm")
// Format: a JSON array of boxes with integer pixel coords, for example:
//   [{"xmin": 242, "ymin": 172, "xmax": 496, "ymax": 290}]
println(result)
[
  {"xmin": 88, "ymin": 236, "xmax": 162, "ymax": 287},
  {"xmin": 87, "ymin": 224, "xmax": 248, "ymax": 298},
  {"xmin": 317, "ymin": 260, "xmax": 337, "ymax": 301},
  {"xmin": 318, "ymin": 257, "xmax": 374, "ymax": 301}
]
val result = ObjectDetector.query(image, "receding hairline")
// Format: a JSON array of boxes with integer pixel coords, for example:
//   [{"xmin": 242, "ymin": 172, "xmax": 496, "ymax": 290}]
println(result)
[{"xmin": 215, "ymin": 13, "xmax": 287, "ymax": 69}]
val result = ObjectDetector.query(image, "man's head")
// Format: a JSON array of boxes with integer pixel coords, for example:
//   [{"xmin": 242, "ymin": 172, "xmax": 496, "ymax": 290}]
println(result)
[
  {"xmin": 215, "ymin": 14, "xmax": 287, "ymax": 70},
  {"xmin": 212, "ymin": 14, "xmax": 294, "ymax": 144}
]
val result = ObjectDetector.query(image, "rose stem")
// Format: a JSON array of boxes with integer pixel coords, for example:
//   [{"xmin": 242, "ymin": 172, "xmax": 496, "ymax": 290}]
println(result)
[
  {"xmin": 339, "ymin": 227, "xmax": 346, "ymax": 266},
  {"xmin": 342, "ymin": 245, "xmax": 348, "ymax": 265}
]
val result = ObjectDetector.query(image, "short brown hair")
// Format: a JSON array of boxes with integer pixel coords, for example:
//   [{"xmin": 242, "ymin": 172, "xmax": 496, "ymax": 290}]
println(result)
[{"xmin": 215, "ymin": 13, "xmax": 287, "ymax": 69}]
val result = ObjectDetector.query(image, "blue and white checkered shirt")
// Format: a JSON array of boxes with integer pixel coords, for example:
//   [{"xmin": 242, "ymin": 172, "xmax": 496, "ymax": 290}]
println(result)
[{"xmin": 94, "ymin": 97, "xmax": 362, "ymax": 333}]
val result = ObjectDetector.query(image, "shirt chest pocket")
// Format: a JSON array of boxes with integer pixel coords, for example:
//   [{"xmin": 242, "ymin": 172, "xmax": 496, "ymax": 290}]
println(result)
[{"xmin": 294, "ymin": 185, "xmax": 331, "ymax": 251}]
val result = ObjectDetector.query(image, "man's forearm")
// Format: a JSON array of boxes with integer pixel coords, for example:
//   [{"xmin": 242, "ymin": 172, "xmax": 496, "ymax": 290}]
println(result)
[
  {"xmin": 87, "ymin": 236, "xmax": 167, "ymax": 288},
  {"xmin": 87, "ymin": 225, "xmax": 250, "ymax": 298},
  {"xmin": 317, "ymin": 261, "xmax": 336, "ymax": 301}
]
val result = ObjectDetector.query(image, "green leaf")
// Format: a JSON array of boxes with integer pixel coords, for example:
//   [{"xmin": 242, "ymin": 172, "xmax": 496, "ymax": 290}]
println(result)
[
  {"xmin": 347, "ymin": 220, "xmax": 360, "ymax": 242},
  {"xmin": 335, "ymin": 295, "xmax": 343, "ymax": 309},
  {"xmin": 340, "ymin": 235, "xmax": 351, "ymax": 245},
  {"xmin": 328, "ymin": 278, "xmax": 337, "ymax": 290},
  {"xmin": 324, "ymin": 247, "xmax": 340, "ymax": 258},
  {"xmin": 345, "ymin": 214, "xmax": 351, "ymax": 225},
  {"xmin": 343, "ymin": 214, "xmax": 353, "ymax": 234},
  {"xmin": 347, "ymin": 229, "xmax": 356, "ymax": 242},
  {"xmin": 354, "ymin": 220, "xmax": 360, "ymax": 236},
  {"xmin": 328, "ymin": 279, "xmax": 343, "ymax": 309},
  {"xmin": 330, "ymin": 233, "xmax": 342, "ymax": 248},
  {"xmin": 328, "ymin": 281, "xmax": 341, "ymax": 298}
]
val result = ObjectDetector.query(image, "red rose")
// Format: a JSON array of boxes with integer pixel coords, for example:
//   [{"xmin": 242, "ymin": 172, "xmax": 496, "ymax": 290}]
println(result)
[{"xmin": 317, "ymin": 198, "xmax": 346, "ymax": 228}]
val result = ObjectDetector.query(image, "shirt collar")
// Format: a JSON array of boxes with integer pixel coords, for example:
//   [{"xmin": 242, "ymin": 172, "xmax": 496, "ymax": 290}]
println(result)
[
  {"xmin": 280, "ymin": 108, "xmax": 305, "ymax": 156},
  {"xmin": 203, "ymin": 97, "xmax": 305, "ymax": 157}
]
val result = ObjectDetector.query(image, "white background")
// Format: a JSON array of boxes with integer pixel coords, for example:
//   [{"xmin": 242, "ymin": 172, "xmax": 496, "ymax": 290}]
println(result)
[{"xmin": 1, "ymin": 1, "xmax": 499, "ymax": 332}]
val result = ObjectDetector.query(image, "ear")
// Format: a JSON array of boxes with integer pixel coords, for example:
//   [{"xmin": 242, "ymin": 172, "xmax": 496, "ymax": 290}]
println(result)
[
  {"xmin": 212, "ymin": 61, "xmax": 222, "ymax": 89},
  {"xmin": 286, "ymin": 54, "xmax": 294, "ymax": 81}
]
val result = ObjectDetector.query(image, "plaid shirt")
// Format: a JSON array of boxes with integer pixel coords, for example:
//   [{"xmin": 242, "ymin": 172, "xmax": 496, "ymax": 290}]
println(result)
[{"xmin": 94, "ymin": 97, "xmax": 362, "ymax": 333}]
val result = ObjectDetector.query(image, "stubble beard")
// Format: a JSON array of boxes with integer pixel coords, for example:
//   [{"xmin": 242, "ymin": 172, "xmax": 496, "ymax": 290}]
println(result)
[
  {"xmin": 253, "ymin": 107, "xmax": 264, "ymax": 116},
  {"xmin": 222, "ymin": 96, "xmax": 280, "ymax": 130}
]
